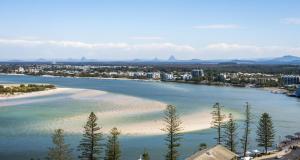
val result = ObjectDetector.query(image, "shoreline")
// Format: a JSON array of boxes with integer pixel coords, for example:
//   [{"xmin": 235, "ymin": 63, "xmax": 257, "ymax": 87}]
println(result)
[
  {"xmin": 1, "ymin": 73, "xmax": 296, "ymax": 97},
  {"xmin": 23, "ymin": 73, "xmax": 160, "ymax": 82},
  {"xmin": 0, "ymin": 87, "xmax": 69, "ymax": 100}
]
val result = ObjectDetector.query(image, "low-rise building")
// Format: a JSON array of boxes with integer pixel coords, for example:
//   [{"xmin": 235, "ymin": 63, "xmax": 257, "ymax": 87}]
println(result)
[
  {"xmin": 182, "ymin": 73, "xmax": 192, "ymax": 80},
  {"xmin": 16, "ymin": 67, "xmax": 25, "ymax": 73},
  {"xmin": 152, "ymin": 72, "xmax": 161, "ymax": 79},
  {"xmin": 186, "ymin": 145, "xmax": 237, "ymax": 160},
  {"xmin": 256, "ymin": 77, "xmax": 278, "ymax": 85},
  {"xmin": 161, "ymin": 73, "xmax": 174, "ymax": 81},
  {"xmin": 146, "ymin": 72, "xmax": 161, "ymax": 79},
  {"xmin": 282, "ymin": 75, "xmax": 300, "ymax": 86}
]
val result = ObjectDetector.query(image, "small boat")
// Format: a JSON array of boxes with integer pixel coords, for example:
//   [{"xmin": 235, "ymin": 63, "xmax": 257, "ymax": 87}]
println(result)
[{"xmin": 287, "ymin": 93, "xmax": 296, "ymax": 97}]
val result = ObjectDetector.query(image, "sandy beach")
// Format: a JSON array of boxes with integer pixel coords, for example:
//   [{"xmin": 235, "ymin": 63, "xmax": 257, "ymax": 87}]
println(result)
[
  {"xmin": 262, "ymin": 87, "xmax": 288, "ymax": 94},
  {"xmin": 35, "ymin": 109, "xmax": 215, "ymax": 135}
]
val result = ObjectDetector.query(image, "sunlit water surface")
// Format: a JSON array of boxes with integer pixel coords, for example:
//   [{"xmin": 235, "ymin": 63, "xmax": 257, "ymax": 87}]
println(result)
[{"xmin": 0, "ymin": 75, "xmax": 300, "ymax": 160}]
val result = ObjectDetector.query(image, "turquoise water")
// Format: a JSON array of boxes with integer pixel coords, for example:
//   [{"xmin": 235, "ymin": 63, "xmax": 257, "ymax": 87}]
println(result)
[{"xmin": 1, "ymin": 75, "xmax": 300, "ymax": 159}]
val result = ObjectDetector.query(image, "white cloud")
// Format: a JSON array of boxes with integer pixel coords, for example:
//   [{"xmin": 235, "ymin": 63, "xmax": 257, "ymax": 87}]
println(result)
[
  {"xmin": 282, "ymin": 18, "xmax": 300, "ymax": 25},
  {"xmin": 0, "ymin": 38, "xmax": 129, "ymax": 49},
  {"xmin": 0, "ymin": 38, "xmax": 195, "ymax": 52},
  {"xmin": 193, "ymin": 24, "xmax": 240, "ymax": 29},
  {"xmin": 0, "ymin": 38, "xmax": 196, "ymax": 60},
  {"xmin": 130, "ymin": 43, "xmax": 196, "ymax": 52},
  {"xmin": 202, "ymin": 43, "xmax": 300, "ymax": 59},
  {"xmin": 1, "ymin": 38, "xmax": 300, "ymax": 60},
  {"xmin": 206, "ymin": 43, "xmax": 261, "ymax": 52},
  {"xmin": 130, "ymin": 36, "xmax": 163, "ymax": 40}
]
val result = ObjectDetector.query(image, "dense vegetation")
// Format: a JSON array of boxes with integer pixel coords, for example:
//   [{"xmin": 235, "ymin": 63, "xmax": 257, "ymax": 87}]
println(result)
[
  {"xmin": 2, "ymin": 63, "xmax": 300, "ymax": 75},
  {"xmin": 0, "ymin": 84, "xmax": 55, "ymax": 95}
]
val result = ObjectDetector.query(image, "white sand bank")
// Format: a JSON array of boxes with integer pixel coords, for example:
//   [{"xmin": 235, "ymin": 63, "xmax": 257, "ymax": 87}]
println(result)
[
  {"xmin": 41, "ymin": 109, "xmax": 214, "ymax": 136},
  {"xmin": 0, "ymin": 87, "xmax": 72, "ymax": 100},
  {"xmin": 0, "ymin": 87, "xmax": 219, "ymax": 135}
]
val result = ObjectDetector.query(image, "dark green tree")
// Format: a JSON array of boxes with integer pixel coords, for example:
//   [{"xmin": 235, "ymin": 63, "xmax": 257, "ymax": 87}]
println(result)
[
  {"xmin": 240, "ymin": 102, "xmax": 252, "ymax": 157},
  {"xmin": 223, "ymin": 113, "xmax": 238, "ymax": 152},
  {"xmin": 105, "ymin": 127, "xmax": 121, "ymax": 160},
  {"xmin": 256, "ymin": 113, "xmax": 275, "ymax": 153},
  {"xmin": 162, "ymin": 105, "xmax": 183, "ymax": 160},
  {"xmin": 211, "ymin": 102, "xmax": 225, "ymax": 144},
  {"xmin": 47, "ymin": 129, "xmax": 72, "ymax": 160},
  {"xmin": 78, "ymin": 112, "xmax": 103, "ymax": 160},
  {"xmin": 142, "ymin": 149, "xmax": 150, "ymax": 160}
]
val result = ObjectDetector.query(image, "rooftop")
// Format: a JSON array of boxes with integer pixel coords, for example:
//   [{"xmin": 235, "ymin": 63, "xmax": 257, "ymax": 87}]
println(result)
[{"xmin": 186, "ymin": 145, "xmax": 237, "ymax": 160}]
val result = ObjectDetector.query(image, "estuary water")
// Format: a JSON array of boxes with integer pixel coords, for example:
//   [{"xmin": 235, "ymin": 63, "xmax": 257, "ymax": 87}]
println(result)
[{"xmin": 0, "ymin": 74, "xmax": 300, "ymax": 160}]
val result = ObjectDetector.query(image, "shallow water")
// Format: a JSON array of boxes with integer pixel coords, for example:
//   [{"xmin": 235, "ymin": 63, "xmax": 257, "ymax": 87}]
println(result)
[{"xmin": 1, "ymin": 75, "xmax": 300, "ymax": 159}]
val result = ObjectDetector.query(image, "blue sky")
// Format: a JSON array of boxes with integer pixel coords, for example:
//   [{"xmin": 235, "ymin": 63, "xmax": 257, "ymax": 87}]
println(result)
[{"xmin": 0, "ymin": 0, "xmax": 300, "ymax": 60}]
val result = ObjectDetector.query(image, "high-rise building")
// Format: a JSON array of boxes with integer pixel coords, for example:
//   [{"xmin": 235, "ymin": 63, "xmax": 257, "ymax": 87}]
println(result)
[
  {"xmin": 296, "ymin": 86, "xmax": 300, "ymax": 97},
  {"xmin": 191, "ymin": 69, "xmax": 204, "ymax": 79}
]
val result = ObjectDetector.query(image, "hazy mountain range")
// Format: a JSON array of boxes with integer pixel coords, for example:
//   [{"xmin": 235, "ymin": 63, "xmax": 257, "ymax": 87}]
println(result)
[{"xmin": 3, "ymin": 55, "xmax": 300, "ymax": 65}]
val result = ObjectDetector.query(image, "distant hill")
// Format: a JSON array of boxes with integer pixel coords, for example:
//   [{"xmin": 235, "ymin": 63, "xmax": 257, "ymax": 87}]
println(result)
[
  {"xmin": 257, "ymin": 55, "xmax": 300, "ymax": 64},
  {"xmin": 3, "ymin": 55, "xmax": 300, "ymax": 65},
  {"xmin": 168, "ymin": 55, "xmax": 177, "ymax": 61}
]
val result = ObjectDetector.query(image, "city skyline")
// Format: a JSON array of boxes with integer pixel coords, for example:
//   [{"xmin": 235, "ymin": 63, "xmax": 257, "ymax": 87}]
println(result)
[{"xmin": 0, "ymin": 0, "xmax": 300, "ymax": 60}]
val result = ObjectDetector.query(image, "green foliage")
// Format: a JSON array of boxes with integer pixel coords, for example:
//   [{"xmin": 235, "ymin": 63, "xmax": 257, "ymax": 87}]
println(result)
[
  {"xmin": 223, "ymin": 113, "xmax": 238, "ymax": 153},
  {"xmin": 142, "ymin": 149, "xmax": 150, "ymax": 160},
  {"xmin": 198, "ymin": 143, "xmax": 207, "ymax": 151},
  {"xmin": 211, "ymin": 103, "xmax": 226, "ymax": 144},
  {"xmin": 256, "ymin": 113, "xmax": 275, "ymax": 153},
  {"xmin": 162, "ymin": 105, "xmax": 183, "ymax": 160},
  {"xmin": 47, "ymin": 129, "xmax": 72, "ymax": 160},
  {"xmin": 241, "ymin": 102, "xmax": 252, "ymax": 157},
  {"xmin": 78, "ymin": 112, "xmax": 103, "ymax": 160},
  {"xmin": 0, "ymin": 84, "xmax": 55, "ymax": 95},
  {"xmin": 105, "ymin": 127, "xmax": 121, "ymax": 160}
]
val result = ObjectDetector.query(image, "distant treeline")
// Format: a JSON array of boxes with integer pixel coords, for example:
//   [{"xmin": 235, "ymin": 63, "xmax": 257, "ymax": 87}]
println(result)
[
  {"xmin": 3, "ymin": 63, "xmax": 300, "ymax": 75},
  {"xmin": 152, "ymin": 64, "xmax": 300, "ymax": 75},
  {"xmin": 0, "ymin": 84, "xmax": 55, "ymax": 95}
]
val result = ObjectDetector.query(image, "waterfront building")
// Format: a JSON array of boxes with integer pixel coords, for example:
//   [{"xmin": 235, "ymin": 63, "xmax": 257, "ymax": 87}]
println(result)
[
  {"xmin": 146, "ymin": 72, "xmax": 153, "ymax": 79},
  {"xmin": 256, "ymin": 77, "xmax": 278, "ymax": 85},
  {"xmin": 134, "ymin": 72, "xmax": 145, "ymax": 78},
  {"xmin": 109, "ymin": 72, "xmax": 118, "ymax": 76},
  {"xmin": 17, "ymin": 67, "xmax": 25, "ymax": 73},
  {"xmin": 128, "ymin": 72, "xmax": 135, "ymax": 77},
  {"xmin": 186, "ymin": 145, "xmax": 237, "ymax": 160},
  {"xmin": 152, "ymin": 72, "xmax": 161, "ymax": 79},
  {"xmin": 28, "ymin": 68, "xmax": 40, "ymax": 74},
  {"xmin": 182, "ymin": 73, "xmax": 192, "ymax": 80},
  {"xmin": 296, "ymin": 86, "xmax": 300, "ymax": 97},
  {"xmin": 161, "ymin": 72, "xmax": 174, "ymax": 81},
  {"xmin": 217, "ymin": 73, "xmax": 227, "ymax": 82},
  {"xmin": 281, "ymin": 75, "xmax": 300, "ymax": 86},
  {"xmin": 191, "ymin": 69, "xmax": 204, "ymax": 79}
]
